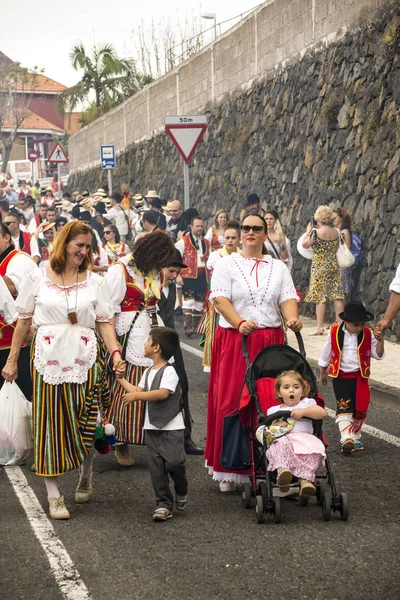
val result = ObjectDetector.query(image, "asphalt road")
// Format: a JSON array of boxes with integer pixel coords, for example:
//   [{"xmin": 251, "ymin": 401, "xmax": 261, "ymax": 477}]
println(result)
[{"xmin": 1, "ymin": 323, "xmax": 400, "ymax": 600}]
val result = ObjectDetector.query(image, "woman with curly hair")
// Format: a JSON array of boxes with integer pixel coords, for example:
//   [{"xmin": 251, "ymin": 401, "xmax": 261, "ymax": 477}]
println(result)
[
  {"xmin": 105, "ymin": 230, "xmax": 175, "ymax": 465},
  {"xmin": 333, "ymin": 207, "xmax": 356, "ymax": 302},
  {"xmin": 303, "ymin": 205, "xmax": 345, "ymax": 334}
]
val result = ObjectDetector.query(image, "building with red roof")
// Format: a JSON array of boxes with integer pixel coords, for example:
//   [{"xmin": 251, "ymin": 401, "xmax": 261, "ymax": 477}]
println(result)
[{"xmin": 0, "ymin": 52, "xmax": 81, "ymax": 179}]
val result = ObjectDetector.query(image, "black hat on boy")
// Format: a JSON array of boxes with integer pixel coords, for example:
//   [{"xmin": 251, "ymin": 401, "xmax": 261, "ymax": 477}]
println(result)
[{"xmin": 339, "ymin": 302, "xmax": 374, "ymax": 323}]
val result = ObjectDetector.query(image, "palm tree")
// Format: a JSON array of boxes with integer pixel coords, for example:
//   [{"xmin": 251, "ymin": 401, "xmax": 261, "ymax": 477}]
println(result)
[{"xmin": 57, "ymin": 43, "xmax": 149, "ymax": 120}]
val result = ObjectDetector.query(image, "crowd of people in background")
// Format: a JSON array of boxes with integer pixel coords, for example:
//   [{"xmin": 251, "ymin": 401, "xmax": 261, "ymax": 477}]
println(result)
[{"xmin": 0, "ymin": 176, "xmax": 398, "ymax": 523}]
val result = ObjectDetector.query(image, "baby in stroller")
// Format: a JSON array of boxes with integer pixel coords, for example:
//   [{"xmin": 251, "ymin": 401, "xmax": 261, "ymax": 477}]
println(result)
[{"xmin": 256, "ymin": 370, "xmax": 327, "ymax": 498}]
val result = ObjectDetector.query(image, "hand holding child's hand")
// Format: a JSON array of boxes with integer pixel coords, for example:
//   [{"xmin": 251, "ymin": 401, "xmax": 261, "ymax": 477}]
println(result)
[
  {"xmin": 291, "ymin": 408, "xmax": 305, "ymax": 420},
  {"xmin": 122, "ymin": 392, "xmax": 139, "ymax": 405},
  {"xmin": 320, "ymin": 368, "xmax": 328, "ymax": 386}
]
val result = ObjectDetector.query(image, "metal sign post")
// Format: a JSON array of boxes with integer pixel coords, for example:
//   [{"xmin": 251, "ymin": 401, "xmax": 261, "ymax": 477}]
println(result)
[
  {"xmin": 100, "ymin": 145, "xmax": 116, "ymax": 195},
  {"xmin": 164, "ymin": 116, "xmax": 207, "ymax": 209},
  {"xmin": 107, "ymin": 169, "xmax": 113, "ymax": 196},
  {"xmin": 47, "ymin": 143, "xmax": 68, "ymax": 200},
  {"xmin": 183, "ymin": 163, "xmax": 190, "ymax": 210}
]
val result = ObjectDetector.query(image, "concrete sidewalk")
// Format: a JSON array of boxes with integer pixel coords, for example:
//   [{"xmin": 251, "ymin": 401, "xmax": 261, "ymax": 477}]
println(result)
[{"xmin": 287, "ymin": 316, "xmax": 400, "ymax": 398}]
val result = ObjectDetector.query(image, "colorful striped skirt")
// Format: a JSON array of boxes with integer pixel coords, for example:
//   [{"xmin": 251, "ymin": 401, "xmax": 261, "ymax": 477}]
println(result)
[
  {"xmin": 107, "ymin": 361, "xmax": 146, "ymax": 445},
  {"xmin": 32, "ymin": 352, "xmax": 110, "ymax": 477}
]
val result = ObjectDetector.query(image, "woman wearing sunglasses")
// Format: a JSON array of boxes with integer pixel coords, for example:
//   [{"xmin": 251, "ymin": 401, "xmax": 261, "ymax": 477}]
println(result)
[
  {"xmin": 102, "ymin": 224, "xmax": 128, "ymax": 265},
  {"xmin": 205, "ymin": 214, "xmax": 302, "ymax": 492}
]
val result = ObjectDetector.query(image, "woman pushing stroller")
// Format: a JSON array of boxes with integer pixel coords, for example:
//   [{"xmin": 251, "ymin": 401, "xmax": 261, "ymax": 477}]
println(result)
[{"xmin": 257, "ymin": 370, "xmax": 326, "ymax": 498}]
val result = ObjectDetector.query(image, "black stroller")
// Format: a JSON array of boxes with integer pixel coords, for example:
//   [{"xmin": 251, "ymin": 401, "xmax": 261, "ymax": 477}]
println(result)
[{"xmin": 238, "ymin": 332, "xmax": 349, "ymax": 524}]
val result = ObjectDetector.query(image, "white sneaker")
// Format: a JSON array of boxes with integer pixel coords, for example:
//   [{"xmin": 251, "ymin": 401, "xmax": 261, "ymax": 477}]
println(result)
[
  {"xmin": 49, "ymin": 496, "xmax": 70, "ymax": 520},
  {"xmin": 219, "ymin": 481, "xmax": 236, "ymax": 492}
]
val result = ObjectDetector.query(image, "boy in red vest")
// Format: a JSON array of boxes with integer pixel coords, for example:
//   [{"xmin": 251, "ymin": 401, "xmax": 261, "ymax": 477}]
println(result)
[{"xmin": 318, "ymin": 302, "xmax": 384, "ymax": 454}]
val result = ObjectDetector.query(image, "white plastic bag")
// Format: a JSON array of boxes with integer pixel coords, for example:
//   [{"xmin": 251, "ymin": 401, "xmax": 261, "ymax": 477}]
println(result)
[{"xmin": 0, "ymin": 381, "xmax": 33, "ymax": 466}]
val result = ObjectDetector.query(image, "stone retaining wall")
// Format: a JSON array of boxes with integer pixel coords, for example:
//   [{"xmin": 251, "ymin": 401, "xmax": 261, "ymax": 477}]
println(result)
[{"xmin": 68, "ymin": 1, "xmax": 400, "ymax": 338}]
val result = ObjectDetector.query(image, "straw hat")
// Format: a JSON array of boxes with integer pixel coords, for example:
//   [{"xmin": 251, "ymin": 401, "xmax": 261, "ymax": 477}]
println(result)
[
  {"xmin": 163, "ymin": 201, "xmax": 175, "ymax": 212},
  {"xmin": 93, "ymin": 188, "xmax": 108, "ymax": 198},
  {"xmin": 61, "ymin": 200, "xmax": 73, "ymax": 211},
  {"xmin": 81, "ymin": 197, "xmax": 94, "ymax": 209},
  {"xmin": 42, "ymin": 222, "xmax": 55, "ymax": 233},
  {"xmin": 81, "ymin": 190, "xmax": 90, "ymax": 198},
  {"xmin": 145, "ymin": 190, "xmax": 159, "ymax": 199},
  {"xmin": 133, "ymin": 193, "xmax": 144, "ymax": 207}
]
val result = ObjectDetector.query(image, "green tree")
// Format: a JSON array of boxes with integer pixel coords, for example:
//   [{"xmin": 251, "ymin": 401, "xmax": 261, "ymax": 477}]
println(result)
[
  {"xmin": 0, "ymin": 56, "xmax": 40, "ymax": 172},
  {"xmin": 58, "ymin": 43, "xmax": 151, "ymax": 125}
]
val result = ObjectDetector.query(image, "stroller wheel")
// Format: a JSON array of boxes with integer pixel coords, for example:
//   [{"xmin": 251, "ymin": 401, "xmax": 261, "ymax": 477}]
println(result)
[
  {"xmin": 259, "ymin": 481, "xmax": 268, "ymax": 509},
  {"xmin": 339, "ymin": 492, "xmax": 349, "ymax": 521},
  {"xmin": 322, "ymin": 491, "xmax": 332, "ymax": 521},
  {"xmin": 316, "ymin": 483, "xmax": 329, "ymax": 506},
  {"xmin": 273, "ymin": 497, "xmax": 281, "ymax": 524},
  {"xmin": 242, "ymin": 482, "xmax": 252, "ymax": 509},
  {"xmin": 255, "ymin": 495, "xmax": 264, "ymax": 524}
]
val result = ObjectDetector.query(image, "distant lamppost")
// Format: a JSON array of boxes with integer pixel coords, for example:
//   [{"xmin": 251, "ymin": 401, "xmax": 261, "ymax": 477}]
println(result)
[{"xmin": 201, "ymin": 12, "xmax": 217, "ymax": 41}]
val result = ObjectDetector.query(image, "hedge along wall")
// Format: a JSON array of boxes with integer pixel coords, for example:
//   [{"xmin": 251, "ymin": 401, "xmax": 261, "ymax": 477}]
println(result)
[{"xmin": 68, "ymin": 2, "xmax": 400, "ymax": 338}]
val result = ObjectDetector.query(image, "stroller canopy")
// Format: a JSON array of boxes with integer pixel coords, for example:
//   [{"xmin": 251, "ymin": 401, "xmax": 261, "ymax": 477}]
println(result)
[{"xmin": 245, "ymin": 343, "xmax": 318, "ymax": 398}]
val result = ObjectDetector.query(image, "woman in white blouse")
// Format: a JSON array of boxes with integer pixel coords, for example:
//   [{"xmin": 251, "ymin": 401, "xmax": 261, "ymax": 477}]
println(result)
[
  {"xmin": 205, "ymin": 214, "xmax": 302, "ymax": 492},
  {"xmin": 264, "ymin": 208, "xmax": 293, "ymax": 273},
  {"xmin": 2, "ymin": 222, "xmax": 125, "ymax": 520}
]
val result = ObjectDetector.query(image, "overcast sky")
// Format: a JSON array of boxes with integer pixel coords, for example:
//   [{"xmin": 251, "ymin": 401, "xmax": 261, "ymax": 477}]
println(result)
[{"xmin": 2, "ymin": 0, "xmax": 261, "ymax": 87}]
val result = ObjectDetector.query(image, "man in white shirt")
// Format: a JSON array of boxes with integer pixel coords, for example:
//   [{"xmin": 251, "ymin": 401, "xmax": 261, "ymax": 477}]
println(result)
[
  {"xmin": 5, "ymin": 185, "xmax": 18, "ymax": 204},
  {"xmin": 175, "ymin": 217, "xmax": 211, "ymax": 337},
  {"xmin": 104, "ymin": 192, "xmax": 132, "ymax": 242},
  {"xmin": 374, "ymin": 264, "xmax": 400, "ymax": 336},
  {"xmin": 4, "ymin": 210, "xmax": 40, "ymax": 264}
]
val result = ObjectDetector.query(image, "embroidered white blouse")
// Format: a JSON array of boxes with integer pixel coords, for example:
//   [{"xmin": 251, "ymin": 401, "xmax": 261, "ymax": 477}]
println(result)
[
  {"xmin": 0, "ymin": 276, "xmax": 17, "ymax": 323},
  {"xmin": 389, "ymin": 264, "xmax": 400, "ymax": 294},
  {"xmin": 4, "ymin": 252, "xmax": 37, "ymax": 293},
  {"xmin": 210, "ymin": 254, "xmax": 298, "ymax": 329},
  {"xmin": 105, "ymin": 256, "xmax": 161, "ymax": 367},
  {"xmin": 15, "ymin": 269, "xmax": 113, "ymax": 385}
]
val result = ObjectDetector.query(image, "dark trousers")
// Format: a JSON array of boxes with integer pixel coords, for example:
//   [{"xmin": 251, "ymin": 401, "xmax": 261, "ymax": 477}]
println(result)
[
  {"xmin": 146, "ymin": 429, "xmax": 188, "ymax": 511},
  {"xmin": 0, "ymin": 347, "xmax": 32, "ymax": 401}
]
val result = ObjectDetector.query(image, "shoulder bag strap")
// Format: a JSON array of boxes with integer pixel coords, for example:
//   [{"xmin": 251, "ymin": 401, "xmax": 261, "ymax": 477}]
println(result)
[{"xmin": 266, "ymin": 235, "xmax": 281, "ymax": 260}]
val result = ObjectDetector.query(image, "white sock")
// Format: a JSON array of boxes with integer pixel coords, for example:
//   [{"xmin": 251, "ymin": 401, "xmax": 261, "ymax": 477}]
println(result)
[
  {"xmin": 338, "ymin": 420, "xmax": 353, "ymax": 443},
  {"xmin": 44, "ymin": 477, "xmax": 60, "ymax": 499},
  {"xmin": 81, "ymin": 448, "xmax": 95, "ymax": 479}
]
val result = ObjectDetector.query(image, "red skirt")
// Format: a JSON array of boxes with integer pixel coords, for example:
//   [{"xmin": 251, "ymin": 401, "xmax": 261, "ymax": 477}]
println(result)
[{"xmin": 205, "ymin": 326, "xmax": 284, "ymax": 481}]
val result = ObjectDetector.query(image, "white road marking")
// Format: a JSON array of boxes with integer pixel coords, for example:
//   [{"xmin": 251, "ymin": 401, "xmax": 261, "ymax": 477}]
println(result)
[
  {"xmin": 180, "ymin": 342, "xmax": 203, "ymax": 358},
  {"xmin": 181, "ymin": 343, "xmax": 400, "ymax": 448},
  {"xmin": 5, "ymin": 466, "xmax": 92, "ymax": 600},
  {"xmin": 325, "ymin": 407, "xmax": 400, "ymax": 447}
]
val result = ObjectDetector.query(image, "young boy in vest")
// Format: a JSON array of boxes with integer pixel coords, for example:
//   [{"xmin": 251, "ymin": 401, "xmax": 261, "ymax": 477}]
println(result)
[
  {"xmin": 118, "ymin": 326, "xmax": 188, "ymax": 521},
  {"xmin": 318, "ymin": 302, "xmax": 384, "ymax": 454}
]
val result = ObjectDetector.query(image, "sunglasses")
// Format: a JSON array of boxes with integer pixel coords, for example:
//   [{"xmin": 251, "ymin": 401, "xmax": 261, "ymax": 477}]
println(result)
[
  {"xmin": 240, "ymin": 225, "xmax": 266, "ymax": 233},
  {"xmin": 104, "ymin": 230, "xmax": 112, "ymax": 234},
  {"xmin": 4, "ymin": 221, "xmax": 17, "ymax": 226}
]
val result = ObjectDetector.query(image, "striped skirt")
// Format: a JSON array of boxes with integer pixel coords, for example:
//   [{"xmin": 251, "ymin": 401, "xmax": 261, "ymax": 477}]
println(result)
[
  {"xmin": 107, "ymin": 362, "xmax": 146, "ymax": 445},
  {"xmin": 32, "ymin": 353, "xmax": 110, "ymax": 477}
]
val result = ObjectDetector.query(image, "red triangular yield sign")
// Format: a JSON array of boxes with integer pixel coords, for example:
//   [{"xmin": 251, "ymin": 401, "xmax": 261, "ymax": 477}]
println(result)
[
  {"xmin": 165, "ymin": 124, "xmax": 207, "ymax": 163},
  {"xmin": 48, "ymin": 142, "xmax": 68, "ymax": 163}
]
